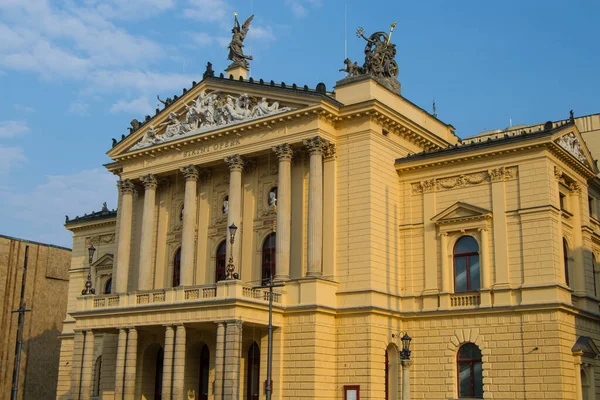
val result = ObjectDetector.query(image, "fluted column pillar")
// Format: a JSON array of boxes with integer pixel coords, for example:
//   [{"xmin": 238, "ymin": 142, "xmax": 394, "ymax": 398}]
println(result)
[
  {"xmin": 172, "ymin": 325, "xmax": 186, "ymax": 398},
  {"xmin": 116, "ymin": 179, "xmax": 135, "ymax": 293},
  {"xmin": 161, "ymin": 325, "xmax": 174, "ymax": 399},
  {"xmin": 304, "ymin": 136, "xmax": 327, "ymax": 276},
  {"xmin": 114, "ymin": 328, "xmax": 127, "ymax": 400},
  {"xmin": 124, "ymin": 328, "xmax": 137, "ymax": 400},
  {"xmin": 224, "ymin": 155, "xmax": 245, "ymax": 274},
  {"xmin": 80, "ymin": 330, "xmax": 95, "ymax": 400},
  {"xmin": 138, "ymin": 174, "xmax": 157, "ymax": 290},
  {"xmin": 273, "ymin": 144, "xmax": 293, "ymax": 281},
  {"xmin": 180, "ymin": 165, "xmax": 199, "ymax": 286},
  {"xmin": 214, "ymin": 322, "xmax": 226, "ymax": 400}
]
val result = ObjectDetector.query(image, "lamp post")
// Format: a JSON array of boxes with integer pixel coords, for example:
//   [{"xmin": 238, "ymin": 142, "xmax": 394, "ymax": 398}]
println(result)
[
  {"xmin": 225, "ymin": 223, "xmax": 239, "ymax": 279},
  {"xmin": 400, "ymin": 333, "xmax": 412, "ymax": 400},
  {"xmin": 81, "ymin": 244, "xmax": 96, "ymax": 295},
  {"xmin": 253, "ymin": 250, "xmax": 284, "ymax": 400}
]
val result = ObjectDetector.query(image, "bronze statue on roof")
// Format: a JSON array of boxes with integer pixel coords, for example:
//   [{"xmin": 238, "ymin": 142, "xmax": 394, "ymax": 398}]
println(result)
[{"xmin": 227, "ymin": 13, "xmax": 254, "ymax": 69}]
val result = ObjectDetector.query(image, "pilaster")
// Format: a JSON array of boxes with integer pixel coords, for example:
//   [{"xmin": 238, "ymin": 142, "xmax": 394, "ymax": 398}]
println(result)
[
  {"xmin": 162, "ymin": 325, "xmax": 174, "ymax": 399},
  {"xmin": 124, "ymin": 328, "xmax": 137, "ymax": 400},
  {"xmin": 80, "ymin": 330, "xmax": 95, "ymax": 400},
  {"xmin": 214, "ymin": 322, "xmax": 226, "ymax": 399},
  {"xmin": 224, "ymin": 320, "xmax": 243, "ymax": 400},
  {"xmin": 323, "ymin": 143, "xmax": 337, "ymax": 279},
  {"xmin": 114, "ymin": 328, "xmax": 127, "ymax": 400},
  {"xmin": 172, "ymin": 324, "xmax": 186, "ymax": 398}
]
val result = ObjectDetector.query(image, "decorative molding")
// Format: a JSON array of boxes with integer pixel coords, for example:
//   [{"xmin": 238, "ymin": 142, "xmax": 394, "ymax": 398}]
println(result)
[
  {"xmin": 130, "ymin": 91, "xmax": 293, "ymax": 150},
  {"xmin": 569, "ymin": 182, "xmax": 582, "ymax": 194},
  {"xmin": 272, "ymin": 143, "xmax": 293, "ymax": 161},
  {"xmin": 554, "ymin": 166, "xmax": 566, "ymax": 184},
  {"xmin": 411, "ymin": 167, "xmax": 518, "ymax": 194},
  {"xmin": 224, "ymin": 154, "xmax": 246, "ymax": 172},
  {"xmin": 139, "ymin": 174, "xmax": 158, "ymax": 189},
  {"xmin": 85, "ymin": 234, "xmax": 115, "ymax": 247},
  {"xmin": 180, "ymin": 165, "xmax": 199, "ymax": 181},
  {"xmin": 556, "ymin": 133, "xmax": 587, "ymax": 165},
  {"xmin": 303, "ymin": 136, "xmax": 329, "ymax": 155},
  {"xmin": 117, "ymin": 179, "xmax": 135, "ymax": 194}
]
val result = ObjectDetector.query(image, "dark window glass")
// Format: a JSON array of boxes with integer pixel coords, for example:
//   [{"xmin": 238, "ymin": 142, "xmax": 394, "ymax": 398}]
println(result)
[
  {"xmin": 104, "ymin": 278, "xmax": 112, "ymax": 294},
  {"xmin": 246, "ymin": 342, "xmax": 260, "ymax": 400},
  {"xmin": 457, "ymin": 343, "xmax": 483, "ymax": 398},
  {"xmin": 154, "ymin": 348, "xmax": 163, "ymax": 400},
  {"xmin": 454, "ymin": 236, "xmax": 480, "ymax": 292},
  {"xmin": 563, "ymin": 239, "xmax": 570, "ymax": 287},
  {"xmin": 262, "ymin": 233, "xmax": 276, "ymax": 285},
  {"xmin": 216, "ymin": 241, "xmax": 227, "ymax": 282},
  {"xmin": 594, "ymin": 255, "xmax": 598, "ymax": 298},
  {"xmin": 560, "ymin": 193, "xmax": 566, "ymax": 210},
  {"xmin": 173, "ymin": 248, "xmax": 181, "ymax": 287},
  {"xmin": 198, "ymin": 345, "xmax": 209, "ymax": 400}
]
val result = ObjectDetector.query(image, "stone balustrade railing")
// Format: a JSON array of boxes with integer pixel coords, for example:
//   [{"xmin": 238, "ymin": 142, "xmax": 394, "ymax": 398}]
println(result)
[
  {"xmin": 79, "ymin": 281, "xmax": 282, "ymax": 312},
  {"xmin": 450, "ymin": 293, "xmax": 481, "ymax": 308}
]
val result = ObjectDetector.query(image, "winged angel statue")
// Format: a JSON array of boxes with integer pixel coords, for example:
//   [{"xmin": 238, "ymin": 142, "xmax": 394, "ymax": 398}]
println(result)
[{"xmin": 228, "ymin": 13, "xmax": 254, "ymax": 69}]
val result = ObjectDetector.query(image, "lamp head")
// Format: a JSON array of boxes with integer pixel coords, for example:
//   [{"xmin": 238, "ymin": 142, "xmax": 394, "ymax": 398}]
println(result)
[
  {"xmin": 88, "ymin": 244, "xmax": 96, "ymax": 265},
  {"xmin": 228, "ymin": 223, "xmax": 238, "ymax": 243}
]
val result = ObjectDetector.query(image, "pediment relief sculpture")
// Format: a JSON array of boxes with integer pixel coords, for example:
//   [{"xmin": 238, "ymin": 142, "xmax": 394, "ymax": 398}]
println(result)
[
  {"xmin": 556, "ymin": 132, "xmax": 587, "ymax": 165},
  {"xmin": 130, "ymin": 91, "xmax": 293, "ymax": 151}
]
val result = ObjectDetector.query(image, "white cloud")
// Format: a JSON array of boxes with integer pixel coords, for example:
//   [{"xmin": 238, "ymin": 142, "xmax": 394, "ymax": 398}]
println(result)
[
  {"xmin": 184, "ymin": 0, "xmax": 231, "ymax": 22},
  {"xmin": 110, "ymin": 96, "xmax": 153, "ymax": 115},
  {"xmin": 87, "ymin": 0, "xmax": 175, "ymax": 20},
  {"xmin": 68, "ymin": 102, "xmax": 90, "ymax": 116},
  {"xmin": 248, "ymin": 25, "xmax": 275, "ymax": 42},
  {"xmin": 190, "ymin": 32, "xmax": 231, "ymax": 48},
  {"xmin": 0, "ymin": 168, "xmax": 118, "ymax": 248},
  {"xmin": 0, "ymin": 120, "xmax": 29, "ymax": 138},
  {"xmin": 284, "ymin": 0, "xmax": 321, "ymax": 18},
  {"xmin": 89, "ymin": 70, "xmax": 196, "ymax": 93},
  {"xmin": 14, "ymin": 104, "xmax": 35, "ymax": 112},
  {"xmin": 0, "ymin": 145, "xmax": 27, "ymax": 172}
]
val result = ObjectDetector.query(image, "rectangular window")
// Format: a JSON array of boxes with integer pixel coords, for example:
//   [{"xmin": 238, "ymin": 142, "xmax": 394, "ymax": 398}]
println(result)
[
  {"xmin": 560, "ymin": 193, "xmax": 566, "ymax": 210},
  {"xmin": 589, "ymin": 196, "xmax": 594, "ymax": 217}
]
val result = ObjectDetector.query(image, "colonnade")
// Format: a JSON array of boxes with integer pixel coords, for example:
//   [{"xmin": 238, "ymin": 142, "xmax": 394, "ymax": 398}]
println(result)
[{"xmin": 111, "ymin": 136, "xmax": 335, "ymax": 293}]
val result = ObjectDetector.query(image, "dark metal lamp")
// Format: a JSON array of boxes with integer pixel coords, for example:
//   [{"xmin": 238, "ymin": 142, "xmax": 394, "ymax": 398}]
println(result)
[{"xmin": 82, "ymin": 244, "xmax": 96, "ymax": 295}]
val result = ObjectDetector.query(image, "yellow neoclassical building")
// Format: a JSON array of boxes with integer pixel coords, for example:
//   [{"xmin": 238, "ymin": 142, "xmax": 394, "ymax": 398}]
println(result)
[{"xmin": 57, "ymin": 23, "xmax": 600, "ymax": 400}]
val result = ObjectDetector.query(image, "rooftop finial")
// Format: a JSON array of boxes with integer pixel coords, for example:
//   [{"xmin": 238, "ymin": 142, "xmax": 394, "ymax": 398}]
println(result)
[{"xmin": 433, "ymin": 98, "xmax": 437, "ymax": 118}]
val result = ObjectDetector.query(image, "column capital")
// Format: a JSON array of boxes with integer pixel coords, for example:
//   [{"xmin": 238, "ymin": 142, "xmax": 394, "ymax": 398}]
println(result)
[
  {"xmin": 303, "ymin": 136, "xmax": 329, "ymax": 155},
  {"xmin": 554, "ymin": 166, "xmax": 566, "ymax": 183},
  {"xmin": 139, "ymin": 173, "xmax": 158, "ymax": 189},
  {"xmin": 224, "ymin": 154, "xmax": 246, "ymax": 172},
  {"xmin": 117, "ymin": 179, "xmax": 135, "ymax": 194},
  {"xmin": 488, "ymin": 166, "xmax": 513, "ymax": 182},
  {"xmin": 323, "ymin": 143, "xmax": 337, "ymax": 161},
  {"xmin": 272, "ymin": 143, "xmax": 294, "ymax": 161},
  {"xmin": 569, "ymin": 182, "xmax": 582, "ymax": 194},
  {"xmin": 198, "ymin": 168, "xmax": 212, "ymax": 182},
  {"xmin": 180, "ymin": 165, "xmax": 199, "ymax": 181}
]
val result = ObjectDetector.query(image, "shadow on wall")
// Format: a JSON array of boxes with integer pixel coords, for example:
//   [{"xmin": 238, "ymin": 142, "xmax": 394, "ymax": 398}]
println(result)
[{"xmin": 23, "ymin": 324, "xmax": 62, "ymax": 400}]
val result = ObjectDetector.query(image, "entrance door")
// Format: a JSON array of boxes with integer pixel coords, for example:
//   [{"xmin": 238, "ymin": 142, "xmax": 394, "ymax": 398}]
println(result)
[
  {"xmin": 154, "ymin": 348, "xmax": 164, "ymax": 400},
  {"xmin": 198, "ymin": 345, "xmax": 209, "ymax": 400},
  {"xmin": 246, "ymin": 342, "xmax": 260, "ymax": 400}
]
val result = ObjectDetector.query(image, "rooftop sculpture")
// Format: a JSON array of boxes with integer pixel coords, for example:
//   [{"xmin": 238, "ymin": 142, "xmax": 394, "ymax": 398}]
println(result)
[
  {"xmin": 227, "ymin": 13, "xmax": 254, "ymax": 69},
  {"xmin": 340, "ymin": 22, "xmax": 400, "ymax": 92}
]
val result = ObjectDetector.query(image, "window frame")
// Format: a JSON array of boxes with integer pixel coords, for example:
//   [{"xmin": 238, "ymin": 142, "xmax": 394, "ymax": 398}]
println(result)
[
  {"xmin": 453, "ymin": 236, "xmax": 481, "ymax": 293},
  {"xmin": 261, "ymin": 233, "xmax": 276, "ymax": 285},
  {"xmin": 456, "ymin": 343, "xmax": 483, "ymax": 398},
  {"xmin": 215, "ymin": 240, "xmax": 227, "ymax": 283},
  {"xmin": 563, "ymin": 238, "xmax": 570, "ymax": 287}
]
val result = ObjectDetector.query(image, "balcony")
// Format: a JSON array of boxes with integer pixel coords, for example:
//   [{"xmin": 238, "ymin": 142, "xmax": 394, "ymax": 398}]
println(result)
[{"xmin": 77, "ymin": 281, "xmax": 283, "ymax": 313}]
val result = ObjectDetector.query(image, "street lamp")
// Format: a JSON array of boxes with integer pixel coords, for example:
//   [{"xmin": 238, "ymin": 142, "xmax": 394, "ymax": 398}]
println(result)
[
  {"xmin": 225, "ymin": 223, "xmax": 239, "ymax": 279},
  {"xmin": 81, "ymin": 244, "xmax": 96, "ymax": 295},
  {"xmin": 400, "ymin": 332, "xmax": 412, "ymax": 400}
]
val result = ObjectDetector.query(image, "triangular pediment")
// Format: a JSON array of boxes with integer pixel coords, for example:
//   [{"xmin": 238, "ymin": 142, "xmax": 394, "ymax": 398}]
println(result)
[
  {"xmin": 108, "ymin": 77, "xmax": 336, "ymax": 157},
  {"xmin": 553, "ymin": 125, "xmax": 597, "ymax": 172},
  {"xmin": 572, "ymin": 336, "xmax": 600, "ymax": 358},
  {"xmin": 431, "ymin": 202, "xmax": 492, "ymax": 224},
  {"xmin": 92, "ymin": 253, "xmax": 114, "ymax": 270}
]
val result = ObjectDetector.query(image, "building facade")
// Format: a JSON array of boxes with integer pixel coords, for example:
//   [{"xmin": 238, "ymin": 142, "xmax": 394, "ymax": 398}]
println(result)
[
  {"xmin": 57, "ymin": 45, "xmax": 600, "ymax": 400},
  {"xmin": 0, "ymin": 234, "xmax": 71, "ymax": 400}
]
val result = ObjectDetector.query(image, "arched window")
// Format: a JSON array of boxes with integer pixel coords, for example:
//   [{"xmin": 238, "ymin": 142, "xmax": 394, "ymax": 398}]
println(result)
[
  {"xmin": 563, "ymin": 238, "xmax": 570, "ymax": 287},
  {"xmin": 593, "ymin": 255, "xmax": 598, "ymax": 298},
  {"xmin": 454, "ymin": 236, "xmax": 480, "ymax": 293},
  {"xmin": 385, "ymin": 344, "xmax": 399, "ymax": 400},
  {"xmin": 457, "ymin": 343, "xmax": 483, "ymax": 398},
  {"xmin": 93, "ymin": 356, "xmax": 102, "ymax": 396},
  {"xmin": 262, "ymin": 233, "xmax": 276, "ymax": 285},
  {"xmin": 103, "ymin": 278, "xmax": 112, "ymax": 294},
  {"xmin": 173, "ymin": 248, "xmax": 181, "ymax": 287},
  {"xmin": 198, "ymin": 345, "xmax": 210, "ymax": 400},
  {"xmin": 246, "ymin": 342, "xmax": 260, "ymax": 400},
  {"xmin": 215, "ymin": 241, "xmax": 227, "ymax": 282}
]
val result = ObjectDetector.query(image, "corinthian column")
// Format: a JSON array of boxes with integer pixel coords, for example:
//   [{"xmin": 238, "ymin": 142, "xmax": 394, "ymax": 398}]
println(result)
[
  {"xmin": 138, "ymin": 174, "xmax": 157, "ymax": 290},
  {"xmin": 224, "ymin": 155, "xmax": 245, "ymax": 273},
  {"xmin": 116, "ymin": 179, "xmax": 135, "ymax": 293},
  {"xmin": 303, "ymin": 136, "xmax": 327, "ymax": 276},
  {"xmin": 273, "ymin": 144, "xmax": 293, "ymax": 281},
  {"xmin": 180, "ymin": 165, "xmax": 199, "ymax": 286}
]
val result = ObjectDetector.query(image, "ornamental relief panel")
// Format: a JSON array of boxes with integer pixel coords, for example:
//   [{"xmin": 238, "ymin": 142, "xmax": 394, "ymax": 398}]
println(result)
[
  {"xmin": 411, "ymin": 166, "xmax": 518, "ymax": 194},
  {"xmin": 85, "ymin": 234, "xmax": 115, "ymax": 247}
]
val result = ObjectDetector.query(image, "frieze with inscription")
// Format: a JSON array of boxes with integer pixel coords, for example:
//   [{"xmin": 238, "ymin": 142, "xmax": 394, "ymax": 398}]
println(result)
[{"xmin": 183, "ymin": 138, "xmax": 241, "ymax": 158}]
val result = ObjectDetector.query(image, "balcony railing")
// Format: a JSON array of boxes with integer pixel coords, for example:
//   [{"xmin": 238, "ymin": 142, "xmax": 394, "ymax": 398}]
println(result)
[
  {"xmin": 79, "ymin": 282, "xmax": 282, "ymax": 312},
  {"xmin": 450, "ymin": 293, "xmax": 481, "ymax": 308}
]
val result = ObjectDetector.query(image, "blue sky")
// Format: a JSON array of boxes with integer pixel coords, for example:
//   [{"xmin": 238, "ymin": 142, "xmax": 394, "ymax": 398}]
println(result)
[{"xmin": 1, "ymin": 0, "xmax": 599, "ymax": 248}]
